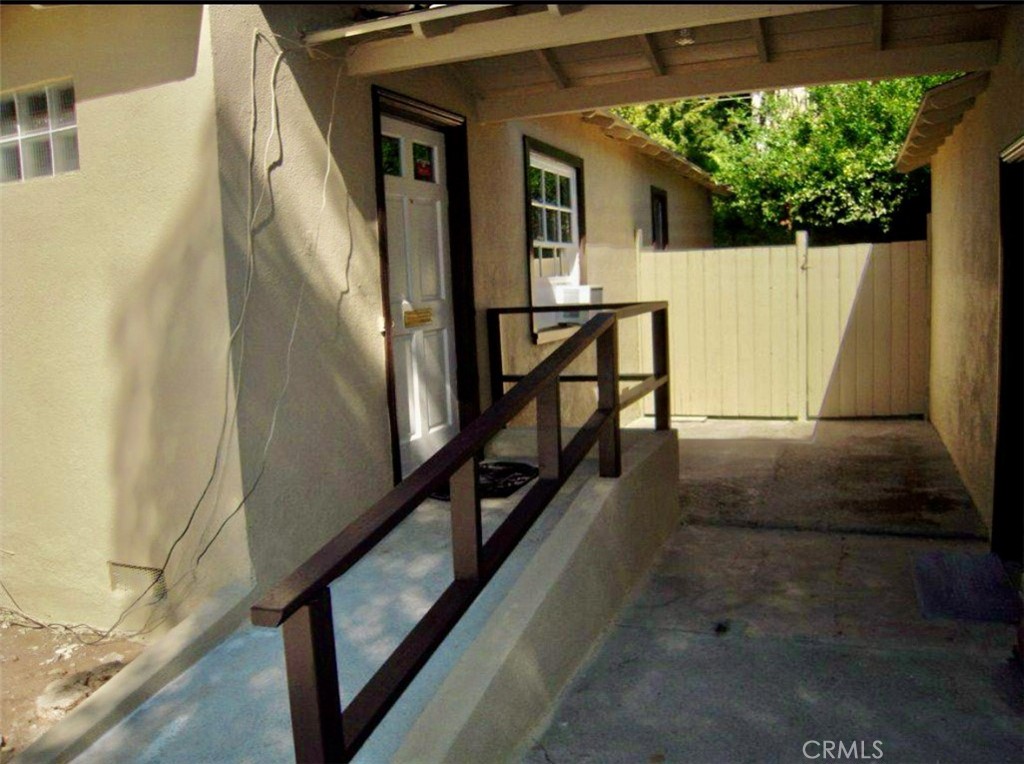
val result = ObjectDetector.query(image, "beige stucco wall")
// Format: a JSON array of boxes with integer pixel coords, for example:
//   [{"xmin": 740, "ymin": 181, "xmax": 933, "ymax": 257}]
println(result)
[
  {"xmin": 1, "ymin": 5, "xmax": 253, "ymax": 630},
  {"xmin": 928, "ymin": 5, "xmax": 1023, "ymax": 529}
]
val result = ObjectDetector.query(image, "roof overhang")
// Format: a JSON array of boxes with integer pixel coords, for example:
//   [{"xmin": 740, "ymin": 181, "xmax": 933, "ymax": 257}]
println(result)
[
  {"xmin": 581, "ymin": 111, "xmax": 730, "ymax": 196},
  {"xmin": 895, "ymin": 71, "xmax": 990, "ymax": 173},
  {"xmin": 302, "ymin": 4, "xmax": 1007, "ymax": 124}
]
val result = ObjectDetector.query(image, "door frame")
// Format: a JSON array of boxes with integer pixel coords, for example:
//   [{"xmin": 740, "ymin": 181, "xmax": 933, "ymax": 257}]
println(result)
[
  {"xmin": 372, "ymin": 87, "xmax": 479, "ymax": 485},
  {"xmin": 991, "ymin": 139, "xmax": 1023, "ymax": 565}
]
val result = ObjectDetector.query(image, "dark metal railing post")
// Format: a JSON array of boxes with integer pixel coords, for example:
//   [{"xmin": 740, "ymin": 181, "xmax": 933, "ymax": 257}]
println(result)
[
  {"xmin": 281, "ymin": 590, "xmax": 346, "ymax": 764},
  {"xmin": 597, "ymin": 319, "xmax": 621, "ymax": 477},
  {"xmin": 652, "ymin": 307, "xmax": 670, "ymax": 431},
  {"xmin": 450, "ymin": 457, "xmax": 482, "ymax": 581},
  {"xmin": 537, "ymin": 379, "xmax": 563, "ymax": 479},
  {"xmin": 486, "ymin": 309, "xmax": 504, "ymax": 406}
]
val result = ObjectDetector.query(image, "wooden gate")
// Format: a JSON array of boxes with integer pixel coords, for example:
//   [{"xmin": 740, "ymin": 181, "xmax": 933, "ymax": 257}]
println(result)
[{"xmin": 638, "ymin": 235, "xmax": 929, "ymax": 419}]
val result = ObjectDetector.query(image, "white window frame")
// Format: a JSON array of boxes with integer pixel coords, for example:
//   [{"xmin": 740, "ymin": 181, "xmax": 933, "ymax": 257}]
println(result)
[
  {"xmin": 1, "ymin": 80, "xmax": 79, "ymax": 184},
  {"xmin": 528, "ymin": 151, "xmax": 580, "ymax": 280}
]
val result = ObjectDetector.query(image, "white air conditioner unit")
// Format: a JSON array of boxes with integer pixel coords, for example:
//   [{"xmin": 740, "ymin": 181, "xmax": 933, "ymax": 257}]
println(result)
[{"xmin": 551, "ymin": 283, "xmax": 604, "ymax": 325}]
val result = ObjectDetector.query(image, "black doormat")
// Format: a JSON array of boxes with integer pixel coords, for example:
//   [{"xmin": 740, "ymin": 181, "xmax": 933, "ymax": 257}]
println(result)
[
  {"xmin": 430, "ymin": 461, "xmax": 539, "ymax": 501},
  {"xmin": 913, "ymin": 551, "xmax": 1023, "ymax": 623}
]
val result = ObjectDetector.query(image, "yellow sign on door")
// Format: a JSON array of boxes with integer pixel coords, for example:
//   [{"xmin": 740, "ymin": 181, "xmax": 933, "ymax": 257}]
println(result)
[{"xmin": 403, "ymin": 308, "xmax": 433, "ymax": 328}]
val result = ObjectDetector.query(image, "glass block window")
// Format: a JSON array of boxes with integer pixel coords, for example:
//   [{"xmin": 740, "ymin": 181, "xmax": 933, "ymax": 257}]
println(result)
[
  {"xmin": 528, "ymin": 152, "xmax": 578, "ymax": 278},
  {"xmin": 1, "ymin": 81, "xmax": 79, "ymax": 184}
]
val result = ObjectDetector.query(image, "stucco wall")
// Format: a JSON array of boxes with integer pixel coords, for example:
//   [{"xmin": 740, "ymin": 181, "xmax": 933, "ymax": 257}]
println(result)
[
  {"xmin": 0, "ymin": 5, "xmax": 252, "ymax": 630},
  {"xmin": 928, "ymin": 5, "xmax": 1023, "ymax": 529}
]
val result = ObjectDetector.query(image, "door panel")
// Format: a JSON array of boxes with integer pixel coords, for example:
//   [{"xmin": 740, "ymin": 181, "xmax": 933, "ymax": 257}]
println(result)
[{"xmin": 382, "ymin": 115, "xmax": 459, "ymax": 476}]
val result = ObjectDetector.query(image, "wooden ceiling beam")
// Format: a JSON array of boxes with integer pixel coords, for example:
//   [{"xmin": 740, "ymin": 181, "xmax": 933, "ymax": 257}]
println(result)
[
  {"xmin": 478, "ymin": 39, "xmax": 998, "ymax": 122},
  {"xmin": 343, "ymin": 4, "xmax": 846, "ymax": 76},
  {"xmin": 638, "ymin": 34, "xmax": 666, "ymax": 77}
]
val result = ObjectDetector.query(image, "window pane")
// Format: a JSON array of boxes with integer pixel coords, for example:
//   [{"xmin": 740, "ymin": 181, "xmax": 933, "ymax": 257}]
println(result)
[
  {"xmin": 412, "ymin": 142, "xmax": 435, "ymax": 182},
  {"xmin": 23, "ymin": 135, "xmax": 53, "ymax": 178},
  {"xmin": 543, "ymin": 171, "xmax": 557, "ymax": 203},
  {"xmin": 51, "ymin": 84, "xmax": 76, "ymax": 128},
  {"xmin": 1, "ymin": 143, "xmax": 22, "ymax": 183},
  {"xmin": 53, "ymin": 130, "xmax": 79, "ymax": 173},
  {"xmin": 531, "ymin": 205, "xmax": 544, "ymax": 241},
  {"xmin": 559, "ymin": 211, "xmax": 572, "ymax": 243},
  {"xmin": 381, "ymin": 135, "xmax": 401, "ymax": 176},
  {"xmin": 18, "ymin": 90, "xmax": 49, "ymax": 133},
  {"xmin": 529, "ymin": 166, "xmax": 542, "ymax": 202},
  {"xmin": 545, "ymin": 209, "xmax": 557, "ymax": 242},
  {"xmin": 558, "ymin": 174, "xmax": 570, "ymax": 207},
  {"xmin": 1, "ymin": 98, "xmax": 17, "ymax": 138}
]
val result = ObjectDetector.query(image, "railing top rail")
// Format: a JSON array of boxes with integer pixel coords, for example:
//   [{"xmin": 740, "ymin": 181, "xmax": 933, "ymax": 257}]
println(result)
[
  {"xmin": 486, "ymin": 301, "xmax": 667, "ymax": 316},
  {"xmin": 252, "ymin": 307, "xmax": 653, "ymax": 627}
]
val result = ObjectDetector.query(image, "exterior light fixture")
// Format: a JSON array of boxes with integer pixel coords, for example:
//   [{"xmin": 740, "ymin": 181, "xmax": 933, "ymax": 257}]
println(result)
[{"xmin": 674, "ymin": 28, "xmax": 696, "ymax": 46}]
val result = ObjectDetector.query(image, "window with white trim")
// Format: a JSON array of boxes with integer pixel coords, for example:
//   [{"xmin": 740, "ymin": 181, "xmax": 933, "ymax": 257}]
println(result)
[
  {"xmin": 528, "ymin": 152, "xmax": 579, "ymax": 279},
  {"xmin": 1, "ymin": 81, "xmax": 79, "ymax": 184}
]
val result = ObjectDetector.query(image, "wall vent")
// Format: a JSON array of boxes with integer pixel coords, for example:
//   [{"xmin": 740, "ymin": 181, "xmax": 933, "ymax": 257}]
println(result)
[{"xmin": 108, "ymin": 562, "xmax": 167, "ymax": 604}]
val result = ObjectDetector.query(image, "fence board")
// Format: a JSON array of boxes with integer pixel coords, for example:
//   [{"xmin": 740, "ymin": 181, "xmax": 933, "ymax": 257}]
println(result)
[
  {"xmin": 872, "ymin": 244, "xmax": 893, "ymax": 415},
  {"xmin": 908, "ymin": 240, "xmax": 930, "ymax": 412},
  {"xmin": 890, "ymin": 242, "xmax": 911, "ymax": 413},
  {"xmin": 736, "ymin": 248, "xmax": 756, "ymax": 414}
]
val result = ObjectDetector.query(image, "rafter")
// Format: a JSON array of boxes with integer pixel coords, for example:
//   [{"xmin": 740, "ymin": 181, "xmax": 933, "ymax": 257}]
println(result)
[
  {"xmin": 638, "ymin": 34, "xmax": 666, "ymax": 76},
  {"xmin": 751, "ymin": 18, "xmax": 770, "ymax": 63},
  {"xmin": 534, "ymin": 48, "xmax": 569, "ymax": 89},
  {"xmin": 872, "ymin": 4, "xmax": 886, "ymax": 51}
]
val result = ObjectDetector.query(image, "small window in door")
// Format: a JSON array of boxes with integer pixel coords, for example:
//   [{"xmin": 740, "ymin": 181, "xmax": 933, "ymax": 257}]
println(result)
[
  {"xmin": 651, "ymin": 186, "xmax": 668, "ymax": 250},
  {"xmin": 412, "ymin": 142, "xmax": 435, "ymax": 182},
  {"xmin": 381, "ymin": 134, "xmax": 402, "ymax": 176}
]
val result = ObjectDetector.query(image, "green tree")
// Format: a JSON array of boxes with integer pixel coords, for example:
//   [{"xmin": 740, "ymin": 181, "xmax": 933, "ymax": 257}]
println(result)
[{"xmin": 617, "ymin": 75, "xmax": 954, "ymax": 244}]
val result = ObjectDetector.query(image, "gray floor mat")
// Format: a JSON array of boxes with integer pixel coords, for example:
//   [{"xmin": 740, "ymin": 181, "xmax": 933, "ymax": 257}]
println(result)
[{"xmin": 913, "ymin": 550, "xmax": 1022, "ymax": 623}]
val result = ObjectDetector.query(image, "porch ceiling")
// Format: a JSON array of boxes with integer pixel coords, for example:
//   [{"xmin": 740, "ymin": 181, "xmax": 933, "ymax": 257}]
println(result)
[{"xmin": 310, "ymin": 4, "xmax": 1008, "ymax": 122}]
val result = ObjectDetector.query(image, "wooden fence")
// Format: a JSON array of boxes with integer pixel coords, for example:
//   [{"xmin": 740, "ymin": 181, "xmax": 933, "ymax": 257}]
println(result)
[{"xmin": 638, "ymin": 233, "xmax": 930, "ymax": 419}]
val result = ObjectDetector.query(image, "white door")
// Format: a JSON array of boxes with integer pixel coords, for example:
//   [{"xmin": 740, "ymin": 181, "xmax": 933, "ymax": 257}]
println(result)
[{"xmin": 381, "ymin": 116, "xmax": 460, "ymax": 477}]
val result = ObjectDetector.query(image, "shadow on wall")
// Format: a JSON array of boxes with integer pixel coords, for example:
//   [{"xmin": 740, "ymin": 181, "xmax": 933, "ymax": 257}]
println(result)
[
  {"xmin": 109, "ymin": 114, "xmax": 253, "ymax": 633},
  {"xmin": 811, "ymin": 242, "xmax": 930, "ymax": 419},
  {"xmin": 0, "ymin": 5, "xmax": 202, "ymax": 100},
  {"xmin": 213, "ymin": 6, "xmax": 394, "ymax": 594},
  {"xmin": 108, "ymin": 6, "xmax": 395, "ymax": 633}
]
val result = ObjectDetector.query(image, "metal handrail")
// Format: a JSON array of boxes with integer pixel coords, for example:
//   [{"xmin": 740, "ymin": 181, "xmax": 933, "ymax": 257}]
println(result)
[{"xmin": 252, "ymin": 302, "xmax": 669, "ymax": 763}]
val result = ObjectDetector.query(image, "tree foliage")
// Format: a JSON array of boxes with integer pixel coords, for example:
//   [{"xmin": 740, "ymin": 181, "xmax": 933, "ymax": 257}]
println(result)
[{"xmin": 616, "ymin": 75, "xmax": 954, "ymax": 244}]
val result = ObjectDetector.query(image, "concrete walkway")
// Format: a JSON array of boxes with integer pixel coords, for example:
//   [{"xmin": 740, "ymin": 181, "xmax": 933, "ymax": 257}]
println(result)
[{"xmin": 525, "ymin": 420, "xmax": 1022, "ymax": 764}]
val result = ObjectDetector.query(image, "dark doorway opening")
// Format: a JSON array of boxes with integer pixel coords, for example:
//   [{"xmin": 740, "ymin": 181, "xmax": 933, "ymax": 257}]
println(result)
[{"xmin": 991, "ymin": 154, "xmax": 1022, "ymax": 567}]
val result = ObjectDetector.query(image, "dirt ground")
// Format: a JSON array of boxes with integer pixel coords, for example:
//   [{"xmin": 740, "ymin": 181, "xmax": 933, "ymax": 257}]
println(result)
[{"xmin": 0, "ymin": 615, "xmax": 143, "ymax": 762}]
